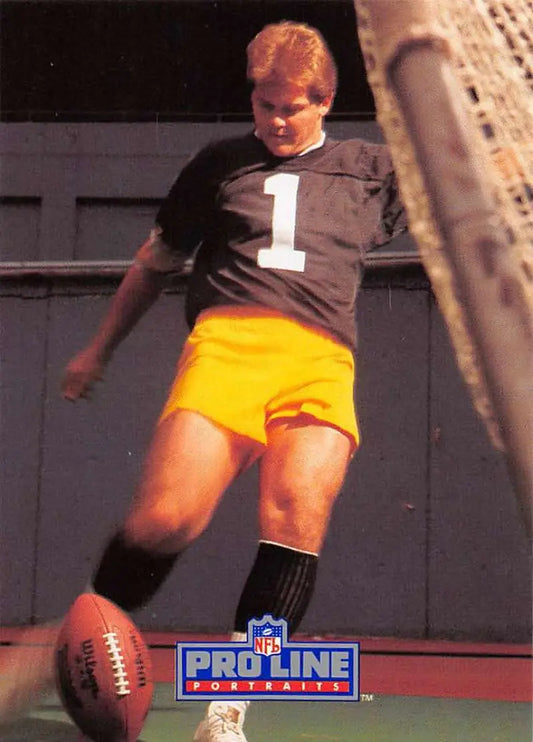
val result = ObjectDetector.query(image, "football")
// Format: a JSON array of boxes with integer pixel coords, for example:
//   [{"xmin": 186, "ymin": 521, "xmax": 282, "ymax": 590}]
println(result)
[{"xmin": 54, "ymin": 593, "xmax": 153, "ymax": 742}]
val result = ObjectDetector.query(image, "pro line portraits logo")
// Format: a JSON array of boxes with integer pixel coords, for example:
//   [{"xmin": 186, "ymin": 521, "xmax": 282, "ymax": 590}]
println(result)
[{"xmin": 175, "ymin": 615, "xmax": 360, "ymax": 701}]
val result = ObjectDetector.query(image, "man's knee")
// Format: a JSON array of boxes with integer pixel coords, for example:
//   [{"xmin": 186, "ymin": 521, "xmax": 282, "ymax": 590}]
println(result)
[
  {"xmin": 259, "ymin": 491, "xmax": 333, "ymax": 554},
  {"xmin": 124, "ymin": 501, "xmax": 211, "ymax": 553}
]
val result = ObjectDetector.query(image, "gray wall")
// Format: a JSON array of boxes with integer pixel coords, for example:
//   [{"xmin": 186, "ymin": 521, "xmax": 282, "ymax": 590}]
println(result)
[{"xmin": 1, "ymin": 123, "xmax": 530, "ymax": 640}]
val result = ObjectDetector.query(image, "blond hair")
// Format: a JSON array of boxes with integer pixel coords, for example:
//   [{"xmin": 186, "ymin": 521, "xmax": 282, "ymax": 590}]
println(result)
[{"xmin": 246, "ymin": 21, "xmax": 337, "ymax": 103}]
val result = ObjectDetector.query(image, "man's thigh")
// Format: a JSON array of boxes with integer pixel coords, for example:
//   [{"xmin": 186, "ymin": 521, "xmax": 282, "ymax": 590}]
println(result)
[{"xmin": 125, "ymin": 409, "xmax": 261, "ymax": 549}]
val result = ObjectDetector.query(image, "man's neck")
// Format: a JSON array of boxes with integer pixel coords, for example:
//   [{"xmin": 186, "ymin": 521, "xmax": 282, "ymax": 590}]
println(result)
[{"xmin": 297, "ymin": 131, "xmax": 326, "ymax": 156}]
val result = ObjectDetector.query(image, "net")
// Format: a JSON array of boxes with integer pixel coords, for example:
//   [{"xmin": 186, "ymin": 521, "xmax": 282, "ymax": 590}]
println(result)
[{"xmin": 353, "ymin": 0, "xmax": 532, "ymax": 532}]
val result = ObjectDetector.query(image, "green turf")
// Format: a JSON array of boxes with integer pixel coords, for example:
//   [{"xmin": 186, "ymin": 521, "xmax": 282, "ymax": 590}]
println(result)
[{"xmin": 0, "ymin": 684, "xmax": 530, "ymax": 741}]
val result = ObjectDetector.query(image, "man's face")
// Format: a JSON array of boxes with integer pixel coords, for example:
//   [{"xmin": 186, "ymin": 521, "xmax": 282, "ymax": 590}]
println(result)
[{"xmin": 251, "ymin": 81, "xmax": 332, "ymax": 158}]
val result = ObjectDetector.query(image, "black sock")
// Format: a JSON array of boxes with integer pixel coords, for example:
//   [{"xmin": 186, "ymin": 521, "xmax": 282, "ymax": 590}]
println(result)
[
  {"xmin": 92, "ymin": 530, "xmax": 179, "ymax": 612},
  {"xmin": 234, "ymin": 541, "xmax": 318, "ymax": 636}
]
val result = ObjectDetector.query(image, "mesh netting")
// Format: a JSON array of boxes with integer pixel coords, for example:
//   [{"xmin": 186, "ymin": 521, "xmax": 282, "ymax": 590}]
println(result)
[{"xmin": 354, "ymin": 0, "xmax": 533, "ymax": 451}]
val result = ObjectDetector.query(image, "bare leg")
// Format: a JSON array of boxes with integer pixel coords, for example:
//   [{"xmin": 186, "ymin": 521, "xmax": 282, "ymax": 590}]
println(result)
[
  {"xmin": 124, "ymin": 408, "xmax": 261, "ymax": 552},
  {"xmin": 0, "ymin": 623, "xmax": 60, "ymax": 727},
  {"xmin": 1, "ymin": 410, "xmax": 260, "ymax": 727},
  {"xmin": 195, "ymin": 419, "xmax": 352, "ymax": 740},
  {"xmin": 233, "ymin": 418, "xmax": 351, "ymax": 635},
  {"xmin": 259, "ymin": 418, "xmax": 352, "ymax": 553}
]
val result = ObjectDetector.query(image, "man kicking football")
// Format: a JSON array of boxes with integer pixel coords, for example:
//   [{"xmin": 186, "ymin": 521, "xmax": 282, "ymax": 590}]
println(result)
[{"xmin": 1, "ymin": 21, "xmax": 405, "ymax": 741}]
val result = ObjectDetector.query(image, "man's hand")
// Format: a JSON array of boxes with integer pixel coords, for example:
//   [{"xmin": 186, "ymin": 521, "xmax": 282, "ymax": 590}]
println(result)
[{"xmin": 62, "ymin": 346, "xmax": 110, "ymax": 401}]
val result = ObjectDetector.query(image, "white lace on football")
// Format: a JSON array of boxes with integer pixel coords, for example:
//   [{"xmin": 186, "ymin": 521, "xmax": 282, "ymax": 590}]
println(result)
[{"xmin": 103, "ymin": 632, "xmax": 131, "ymax": 696}]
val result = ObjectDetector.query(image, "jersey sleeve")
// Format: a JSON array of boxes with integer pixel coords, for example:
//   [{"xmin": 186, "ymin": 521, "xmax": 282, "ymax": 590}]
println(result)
[
  {"xmin": 355, "ymin": 141, "xmax": 407, "ymax": 250},
  {"xmin": 154, "ymin": 145, "xmax": 219, "ymax": 261},
  {"xmin": 376, "ymin": 168, "xmax": 408, "ymax": 247},
  {"xmin": 134, "ymin": 227, "xmax": 189, "ymax": 273}
]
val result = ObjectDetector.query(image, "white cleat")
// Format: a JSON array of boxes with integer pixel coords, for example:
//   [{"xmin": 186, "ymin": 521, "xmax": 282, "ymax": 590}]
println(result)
[
  {"xmin": 193, "ymin": 701, "xmax": 249, "ymax": 742},
  {"xmin": 0, "ymin": 623, "xmax": 58, "ymax": 727}
]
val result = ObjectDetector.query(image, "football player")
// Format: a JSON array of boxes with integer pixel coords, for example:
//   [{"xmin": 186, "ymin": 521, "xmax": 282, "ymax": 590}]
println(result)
[{"xmin": 1, "ymin": 21, "xmax": 405, "ymax": 741}]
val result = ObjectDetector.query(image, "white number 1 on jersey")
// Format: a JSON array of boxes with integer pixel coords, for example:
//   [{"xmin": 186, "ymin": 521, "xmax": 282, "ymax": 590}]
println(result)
[{"xmin": 257, "ymin": 173, "xmax": 306, "ymax": 272}]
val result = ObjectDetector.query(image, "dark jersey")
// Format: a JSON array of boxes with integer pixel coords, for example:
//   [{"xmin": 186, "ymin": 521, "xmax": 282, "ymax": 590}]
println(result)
[{"xmin": 156, "ymin": 132, "xmax": 406, "ymax": 349}]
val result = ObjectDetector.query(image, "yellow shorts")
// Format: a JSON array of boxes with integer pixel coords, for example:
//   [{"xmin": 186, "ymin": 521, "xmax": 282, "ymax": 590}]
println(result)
[{"xmin": 160, "ymin": 307, "xmax": 360, "ymax": 450}]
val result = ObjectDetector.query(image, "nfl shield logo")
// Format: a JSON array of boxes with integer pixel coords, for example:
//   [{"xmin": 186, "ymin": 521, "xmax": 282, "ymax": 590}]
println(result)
[
  {"xmin": 175, "ymin": 613, "xmax": 360, "ymax": 701},
  {"xmin": 252, "ymin": 617, "xmax": 284, "ymax": 657}
]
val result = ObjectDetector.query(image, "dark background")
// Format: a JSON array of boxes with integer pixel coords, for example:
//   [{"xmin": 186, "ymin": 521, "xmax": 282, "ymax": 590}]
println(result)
[{"xmin": 0, "ymin": 0, "xmax": 373, "ymax": 121}]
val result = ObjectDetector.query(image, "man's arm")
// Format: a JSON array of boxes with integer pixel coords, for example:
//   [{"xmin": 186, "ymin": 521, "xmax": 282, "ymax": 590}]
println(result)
[{"xmin": 62, "ymin": 233, "xmax": 181, "ymax": 401}]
